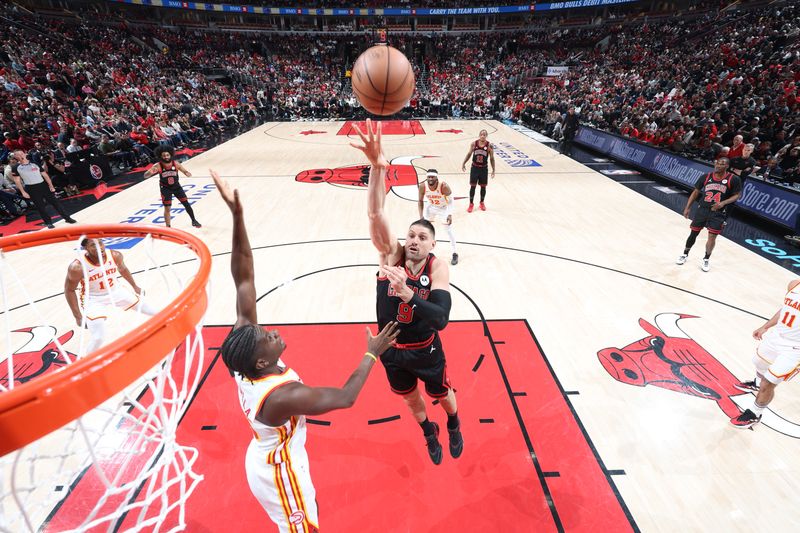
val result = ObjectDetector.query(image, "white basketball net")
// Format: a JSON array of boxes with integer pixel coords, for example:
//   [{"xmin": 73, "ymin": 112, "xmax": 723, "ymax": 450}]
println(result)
[{"xmin": 0, "ymin": 233, "xmax": 207, "ymax": 532}]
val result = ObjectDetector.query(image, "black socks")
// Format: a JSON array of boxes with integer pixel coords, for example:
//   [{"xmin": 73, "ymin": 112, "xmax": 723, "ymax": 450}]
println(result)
[{"xmin": 447, "ymin": 412, "xmax": 460, "ymax": 430}]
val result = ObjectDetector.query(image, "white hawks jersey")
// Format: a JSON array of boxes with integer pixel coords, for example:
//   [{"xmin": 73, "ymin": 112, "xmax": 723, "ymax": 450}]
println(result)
[
  {"xmin": 424, "ymin": 180, "xmax": 448, "ymax": 207},
  {"xmin": 78, "ymin": 251, "xmax": 119, "ymax": 303},
  {"xmin": 776, "ymin": 282, "xmax": 800, "ymax": 344},
  {"xmin": 236, "ymin": 364, "xmax": 308, "ymax": 464}
]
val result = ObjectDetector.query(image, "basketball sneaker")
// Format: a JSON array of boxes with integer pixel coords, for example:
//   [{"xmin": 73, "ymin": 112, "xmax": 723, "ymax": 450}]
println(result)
[
  {"xmin": 192, "ymin": 219, "xmax": 202, "ymax": 228},
  {"xmin": 734, "ymin": 379, "xmax": 760, "ymax": 393},
  {"xmin": 730, "ymin": 409, "xmax": 761, "ymax": 429},
  {"xmin": 467, "ymin": 203, "xmax": 474, "ymax": 213},
  {"xmin": 448, "ymin": 424, "xmax": 464, "ymax": 459},
  {"xmin": 479, "ymin": 202, "xmax": 486, "ymax": 211},
  {"xmin": 676, "ymin": 254, "xmax": 687, "ymax": 265},
  {"xmin": 701, "ymin": 258, "xmax": 710, "ymax": 272},
  {"xmin": 451, "ymin": 253, "xmax": 459, "ymax": 265},
  {"xmin": 425, "ymin": 422, "xmax": 443, "ymax": 465}
]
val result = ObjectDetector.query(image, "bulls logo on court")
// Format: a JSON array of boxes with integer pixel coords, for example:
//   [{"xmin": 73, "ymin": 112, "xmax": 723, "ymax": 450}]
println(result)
[
  {"xmin": 295, "ymin": 155, "xmax": 428, "ymax": 193},
  {"xmin": 0, "ymin": 326, "xmax": 75, "ymax": 387},
  {"xmin": 598, "ymin": 313, "xmax": 800, "ymax": 438}
]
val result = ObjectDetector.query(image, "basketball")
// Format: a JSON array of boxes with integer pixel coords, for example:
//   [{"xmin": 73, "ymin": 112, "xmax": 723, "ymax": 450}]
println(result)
[{"xmin": 351, "ymin": 45, "xmax": 415, "ymax": 116}]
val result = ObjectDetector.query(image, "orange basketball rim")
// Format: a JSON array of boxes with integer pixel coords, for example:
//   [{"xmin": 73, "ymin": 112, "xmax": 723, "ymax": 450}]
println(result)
[{"xmin": 0, "ymin": 224, "xmax": 211, "ymax": 456}]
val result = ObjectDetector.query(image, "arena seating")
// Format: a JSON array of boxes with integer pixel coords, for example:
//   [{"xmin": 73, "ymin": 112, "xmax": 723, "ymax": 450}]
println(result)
[{"xmin": 1, "ymin": 0, "xmax": 797, "ymax": 202}]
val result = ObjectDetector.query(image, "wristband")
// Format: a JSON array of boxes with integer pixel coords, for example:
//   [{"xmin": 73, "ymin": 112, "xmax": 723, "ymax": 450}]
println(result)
[{"xmin": 365, "ymin": 352, "xmax": 377, "ymax": 363}]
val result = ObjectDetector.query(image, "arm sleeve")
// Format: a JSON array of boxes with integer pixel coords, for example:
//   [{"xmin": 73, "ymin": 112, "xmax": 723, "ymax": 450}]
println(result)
[{"xmin": 409, "ymin": 289, "xmax": 451, "ymax": 331}]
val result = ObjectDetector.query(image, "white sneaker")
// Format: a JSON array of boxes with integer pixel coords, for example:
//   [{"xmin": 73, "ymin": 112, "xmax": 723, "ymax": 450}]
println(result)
[
  {"xmin": 701, "ymin": 259, "xmax": 710, "ymax": 272},
  {"xmin": 676, "ymin": 254, "xmax": 687, "ymax": 265}
]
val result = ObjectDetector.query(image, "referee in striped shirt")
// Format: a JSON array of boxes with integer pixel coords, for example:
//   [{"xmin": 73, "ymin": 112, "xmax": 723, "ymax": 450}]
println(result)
[{"xmin": 11, "ymin": 150, "xmax": 76, "ymax": 229}]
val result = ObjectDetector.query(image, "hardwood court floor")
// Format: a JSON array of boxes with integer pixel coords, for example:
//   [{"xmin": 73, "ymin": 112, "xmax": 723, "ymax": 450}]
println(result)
[{"xmin": 3, "ymin": 120, "xmax": 798, "ymax": 532}]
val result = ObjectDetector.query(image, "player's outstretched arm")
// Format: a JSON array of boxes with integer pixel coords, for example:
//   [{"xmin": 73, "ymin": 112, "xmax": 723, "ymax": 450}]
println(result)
[
  {"xmin": 258, "ymin": 322, "xmax": 400, "ymax": 425},
  {"xmin": 143, "ymin": 163, "xmax": 160, "ymax": 179},
  {"xmin": 175, "ymin": 161, "xmax": 192, "ymax": 177},
  {"xmin": 64, "ymin": 261, "xmax": 84, "ymax": 327},
  {"xmin": 113, "ymin": 250, "xmax": 142, "ymax": 295},
  {"xmin": 461, "ymin": 143, "xmax": 474, "ymax": 172},
  {"xmin": 683, "ymin": 188, "xmax": 699, "ymax": 218},
  {"xmin": 755, "ymin": 309, "xmax": 781, "ymax": 340},
  {"xmin": 441, "ymin": 182, "xmax": 454, "ymax": 223},
  {"xmin": 211, "ymin": 169, "xmax": 257, "ymax": 327},
  {"xmin": 418, "ymin": 183, "xmax": 426, "ymax": 219},
  {"xmin": 350, "ymin": 119, "xmax": 401, "ymax": 262}
]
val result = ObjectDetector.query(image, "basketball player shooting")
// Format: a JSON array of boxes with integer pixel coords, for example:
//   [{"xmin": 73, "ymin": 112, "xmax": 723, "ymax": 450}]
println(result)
[
  {"xmin": 143, "ymin": 146, "xmax": 202, "ymax": 228},
  {"xmin": 64, "ymin": 239, "xmax": 158, "ymax": 355},
  {"xmin": 350, "ymin": 119, "xmax": 464, "ymax": 465},
  {"xmin": 209, "ymin": 169, "xmax": 400, "ymax": 532}
]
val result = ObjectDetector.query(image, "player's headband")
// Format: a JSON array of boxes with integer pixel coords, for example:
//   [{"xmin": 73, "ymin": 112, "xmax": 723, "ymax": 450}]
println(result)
[{"xmin": 426, "ymin": 169, "xmax": 438, "ymax": 177}]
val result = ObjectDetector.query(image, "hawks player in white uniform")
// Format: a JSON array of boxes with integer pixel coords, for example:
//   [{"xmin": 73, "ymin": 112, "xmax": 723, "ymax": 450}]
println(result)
[
  {"xmin": 418, "ymin": 169, "xmax": 458, "ymax": 265},
  {"xmin": 210, "ymin": 170, "xmax": 399, "ymax": 532},
  {"xmin": 732, "ymin": 279, "xmax": 800, "ymax": 429},
  {"xmin": 64, "ymin": 238, "xmax": 157, "ymax": 354}
]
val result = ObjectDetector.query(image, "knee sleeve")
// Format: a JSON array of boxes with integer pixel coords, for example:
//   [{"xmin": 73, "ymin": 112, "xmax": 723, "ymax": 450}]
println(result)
[
  {"xmin": 685, "ymin": 230, "xmax": 701, "ymax": 249},
  {"xmin": 753, "ymin": 351, "xmax": 772, "ymax": 378}
]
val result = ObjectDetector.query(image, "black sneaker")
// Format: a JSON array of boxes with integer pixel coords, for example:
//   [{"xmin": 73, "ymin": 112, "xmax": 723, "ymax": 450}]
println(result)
[
  {"xmin": 730, "ymin": 409, "xmax": 762, "ymax": 429},
  {"xmin": 64, "ymin": 217, "xmax": 77, "ymax": 224},
  {"xmin": 192, "ymin": 220, "xmax": 202, "ymax": 228},
  {"xmin": 424, "ymin": 422, "xmax": 443, "ymax": 465},
  {"xmin": 45, "ymin": 223, "xmax": 55, "ymax": 229},
  {"xmin": 734, "ymin": 380, "xmax": 759, "ymax": 393},
  {"xmin": 448, "ymin": 424, "xmax": 463, "ymax": 458},
  {"xmin": 451, "ymin": 253, "xmax": 459, "ymax": 265}
]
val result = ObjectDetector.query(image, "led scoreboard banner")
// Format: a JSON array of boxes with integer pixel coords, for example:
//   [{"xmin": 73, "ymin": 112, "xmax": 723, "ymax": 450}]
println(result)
[{"xmin": 108, "ymin": 0, "xmax": 640, "ymax": 16}]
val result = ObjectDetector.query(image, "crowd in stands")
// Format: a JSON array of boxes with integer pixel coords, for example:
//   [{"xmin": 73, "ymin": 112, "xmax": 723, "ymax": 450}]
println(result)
[
  {"xmin": 1, "ymin": 0, "xmax": 798, "ymax": 223},
  {"xmin": 0, "ymin": 3, "xmax": 264, "ymax": 220},
  {"xmin": 516, "ymin": 4, "xmax": 800, "ymax": 185}
]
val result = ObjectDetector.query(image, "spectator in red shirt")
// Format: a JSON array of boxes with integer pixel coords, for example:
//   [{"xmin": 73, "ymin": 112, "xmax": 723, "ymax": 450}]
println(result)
[
  {"xmin": 17, "ymin": 132, "xmax": 35, "ymax": 151},
  {"xmin": 727, "ymin": 135, "xmax": 745, "ymax": 159},
  {"xmin": 3, "ymin": 133, "xmax": 21, "ymax": 152}
]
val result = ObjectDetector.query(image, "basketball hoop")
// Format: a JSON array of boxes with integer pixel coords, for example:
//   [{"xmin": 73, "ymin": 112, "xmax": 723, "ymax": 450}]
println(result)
[{"xmin": 0, "ymin": 224, "xmax": 211, "ymax": 532}]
